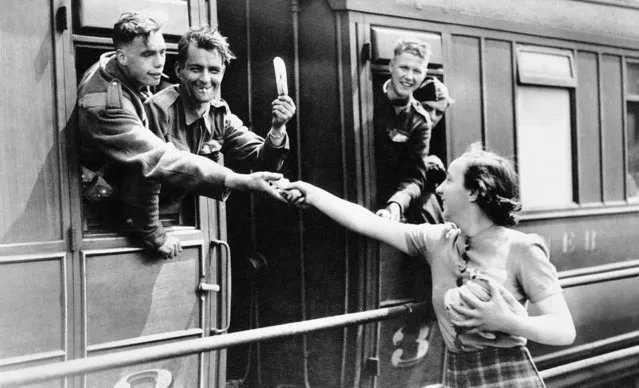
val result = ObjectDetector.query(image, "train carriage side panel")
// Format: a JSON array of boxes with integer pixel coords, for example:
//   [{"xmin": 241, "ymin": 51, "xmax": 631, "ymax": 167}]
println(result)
[
  {"xmin": 0, "ymin": 0, "xmax": 231, "ymax": 386},
  {"xmin": 218, "ymin": 0, "xmax": 354, "ymax": 387},
  {"xmin": 601, "ymin": 54, "xmax": 625, "ymax": 202},
  {"xmin": 218, "ymin": 1, "xmax": 386, "ymax": 387},
  {"xmin": 217, "ymin": 0, "xmax": 305, "ymax": 385},
  {"xmin": 0, "ymin": 1, "xmax": 72, "ymax": 385},
  {"xmin": 447, "ymin": 35, "xmax": 483, "ymax": 158},
  {"xmin": 575, "ymin": 50, "xmax": 603, "ymax": 204}
]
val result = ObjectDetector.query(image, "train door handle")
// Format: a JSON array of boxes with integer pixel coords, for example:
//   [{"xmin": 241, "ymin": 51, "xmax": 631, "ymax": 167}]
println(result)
[
  {"xmin": 210, "ymin": 239, "xmax": 231, "ymax": 335},
  {"xmin": 198, "ymin": 281, "xmax": 221, "ymax": 293}
]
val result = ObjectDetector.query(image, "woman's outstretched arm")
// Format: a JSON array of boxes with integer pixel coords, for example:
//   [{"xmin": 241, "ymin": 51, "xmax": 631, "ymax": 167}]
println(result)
[{"xmin": 286, "ymin": 181, "xmax": 415, "ymax": 254}]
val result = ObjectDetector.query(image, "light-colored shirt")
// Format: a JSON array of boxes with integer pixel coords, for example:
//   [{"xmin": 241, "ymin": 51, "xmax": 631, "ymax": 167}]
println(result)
[{"xmin": 405, "ymin": 223, "xmax": 562, "ymax": 352}]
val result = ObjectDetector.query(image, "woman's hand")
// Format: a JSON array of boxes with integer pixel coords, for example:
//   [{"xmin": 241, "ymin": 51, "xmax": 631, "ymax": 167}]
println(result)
[
  {"xmin": 449, "ymin": 280, "xmax": 522, "ymax": 334},
  {"xmin": 281, "ymin": 181, "xmax": 315, "ymax": 208}
]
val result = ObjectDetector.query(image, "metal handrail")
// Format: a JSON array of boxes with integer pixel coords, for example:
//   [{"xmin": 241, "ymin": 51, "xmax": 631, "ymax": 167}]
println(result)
[
  {"xmin": 539, "ymin": 344, "xmax": 639, "ymax": 380},
  {"xmin": 0, "ymin": 302, "xmax": 425, "ymax": 387}
]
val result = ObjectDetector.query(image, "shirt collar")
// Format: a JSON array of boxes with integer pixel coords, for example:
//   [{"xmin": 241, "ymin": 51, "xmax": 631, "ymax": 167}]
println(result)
[
  {"xmin": 382, "ymin": 79, "xmax": 415, "ymax": 108},
  {"xmin": 182, "ymin": 99, "xmax": 212, "ymax": 134}
]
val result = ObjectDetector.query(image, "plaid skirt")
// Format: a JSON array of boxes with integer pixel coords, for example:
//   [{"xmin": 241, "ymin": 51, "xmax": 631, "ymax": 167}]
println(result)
[{"xmin": 443, "ymin": 346, "xmax": 545, "ymax": 388}]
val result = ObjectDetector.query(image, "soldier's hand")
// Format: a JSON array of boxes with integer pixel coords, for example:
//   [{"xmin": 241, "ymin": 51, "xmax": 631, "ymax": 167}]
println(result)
[
  {"xmin": 375, "ymin": 202, "xmax": 401, "ymax": 221},
  {"xmin": 284, "ymin": 188, "xmax": 305, "ymax": 205},
  {"xmin": 157, "ymin": 235, "xmax": 182, "ymax": 260},
  {"xmin": 228, "ymin": 171, "xmax": 290, "ymax": 203},
  {"xmin": 271, "ymin": 95, "xmax": 296, "ymax": 129},
  {"xmin": 279, "ymin": 180, "xmax": 315, "ymax": 208},
  {"xmin": 269, "ymin": 177, "xmax": 303, "ymax": 204}
]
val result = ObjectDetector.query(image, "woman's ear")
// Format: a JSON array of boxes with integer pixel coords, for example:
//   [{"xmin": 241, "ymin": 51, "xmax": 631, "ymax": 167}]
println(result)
[{"xmin": 467, "ymin": 189, "xmax": 479, "ymax": 203}]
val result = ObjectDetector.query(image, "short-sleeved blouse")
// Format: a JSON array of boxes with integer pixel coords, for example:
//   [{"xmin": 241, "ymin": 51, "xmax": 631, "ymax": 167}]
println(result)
[{"xmin": 404, "ymin": 223, "xmax": 562, "ymax": 352}]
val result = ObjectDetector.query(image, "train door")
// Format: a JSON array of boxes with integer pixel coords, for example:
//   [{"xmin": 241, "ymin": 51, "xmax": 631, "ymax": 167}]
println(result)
[
  {"xmin": 0, "ymin": 1, "xmax": 74, "ymax": 386},
  {"xmin": 0, "ymin": 1, "xmax": 229, "ymax": 387},
  {"xmin": 70, "ymin": 1, "xmax": 229, "ymax": 387},
  {"xmin": 361, "ymin": 25, "xmax": 450, "ymax": 388}
]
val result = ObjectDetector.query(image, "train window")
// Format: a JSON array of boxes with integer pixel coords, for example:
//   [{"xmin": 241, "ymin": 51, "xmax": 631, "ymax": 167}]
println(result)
[
  {"xmin": 517, "ymin": 45, "xmax": 576, "ymax": 87},
  {"xmin": 370, "ymin": 26, "xmax": 443, "ymax": 66},
  {"xmin": 75, "ymin": 45, "xmax": 198, "ymax": 235},
  {"xmin": 515, "ymin": 45, "xmax": 576, "ymax": 210},
  {"xmin": 74, "ymin": 0, "xmax": 189, "ymax": 37},
  {"xmin": 625, "ymin": 61, "xmax": 639, "ymax": 201},
  {"xmin": 367, "ymin": 26, "xmax": 447, "ymax": 217},
  {"xmin": 516, "ymin": 86, "xmax": 574, "ymax": 209}
]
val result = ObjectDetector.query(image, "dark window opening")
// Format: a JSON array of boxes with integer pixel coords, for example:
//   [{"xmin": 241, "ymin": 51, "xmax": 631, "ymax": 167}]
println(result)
[{"xmin": 75, "ymin": 45, "xmax": 197, "ymax": 235}]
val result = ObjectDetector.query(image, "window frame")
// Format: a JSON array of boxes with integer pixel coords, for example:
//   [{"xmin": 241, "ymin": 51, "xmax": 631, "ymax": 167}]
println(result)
[
  {"xmin": 624, "ymin": 58, "xmax": 639, "ymax": 201},
  {"xmin": 515, "ymin": 44, "xmax": 579, "ymax": 212},
  {"xmin": 515, "ymin": 85, "xmax": 578, "ymax": 211},
  {"xmin": 516, "ymin": 45, "xmax": 577, "ymax": 88}
]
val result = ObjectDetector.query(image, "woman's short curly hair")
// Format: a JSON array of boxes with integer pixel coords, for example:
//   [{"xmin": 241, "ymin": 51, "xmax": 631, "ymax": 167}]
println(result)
[{"xmin": 461, "ymin": 143, "xmax": 522, "ymax": 226}]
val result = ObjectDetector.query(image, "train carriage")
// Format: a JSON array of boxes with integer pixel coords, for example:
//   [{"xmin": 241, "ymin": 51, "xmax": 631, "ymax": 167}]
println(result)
[{"xmin": 1, "ymin": 0, "xmax": 639, "ymax": 387}]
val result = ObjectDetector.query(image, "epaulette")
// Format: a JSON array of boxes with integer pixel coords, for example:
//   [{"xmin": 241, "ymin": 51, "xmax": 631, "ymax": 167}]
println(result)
[
  {"xmin": 210, "ymin": 98, "xmax": 230, "ymax": 113},
  {"xmin": 105, "ymin": 79, "xmax": 139, "ymax": 119},
  {"xmin": 148, "ymin": 86, "xmax": 180, "ymax": 111},
  {"xmin": 106, "ymin": 80, "xmax": 123, "ymax": 110}
]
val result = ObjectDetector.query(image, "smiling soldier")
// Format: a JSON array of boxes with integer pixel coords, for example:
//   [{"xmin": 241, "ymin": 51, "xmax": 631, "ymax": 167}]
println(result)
[
  {"xmin": 118, "ymin": 26, "xmax": 296, "ymax": 255},
  {"xmin": 374, "ymin": 37, "xmax": 454, "ymax": 225}
]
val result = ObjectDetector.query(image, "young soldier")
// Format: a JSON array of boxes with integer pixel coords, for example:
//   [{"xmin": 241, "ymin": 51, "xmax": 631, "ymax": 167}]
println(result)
[{"xmin": 374, "ymin": 37, "xmax": 454, "ymax": 224}]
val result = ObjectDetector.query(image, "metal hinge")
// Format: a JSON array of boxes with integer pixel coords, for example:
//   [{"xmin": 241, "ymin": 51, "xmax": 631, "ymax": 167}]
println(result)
[
  {"xmin": 361, "ymin": 42, "xmax": 372, "ymax": 63},
  {"xmin": 69, "ymin": 227, "xmax": 79, "ymax": 252},
  {"xmin": 364, "ymin": 356, "xmax": 380, "ymax": 377},
  {"xmin": 56, "ymin": 6, "xmax": 68, "ymax": 32}
]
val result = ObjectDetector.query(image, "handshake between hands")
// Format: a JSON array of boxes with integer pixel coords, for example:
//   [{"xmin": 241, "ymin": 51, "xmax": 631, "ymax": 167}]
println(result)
[{"xmin": 268, "ymin": 176, "xmax": 308, "ymax": 208}]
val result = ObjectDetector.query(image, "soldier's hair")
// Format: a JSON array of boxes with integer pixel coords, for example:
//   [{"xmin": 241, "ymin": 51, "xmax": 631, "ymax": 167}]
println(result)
[
  {"xmin": 177, "ymin": 26, "xmax": 236, "ymax": 65},
  {"xmin": 461, "ymin": 142, "xmax": 522, "ymax": 226},
  {"xmin": 112, "ymin": 13, "xmax": 162, "ymax": 48},
  {"xmin": 392, "ymin": 37, "xmax": 432, "ymax": 62}
]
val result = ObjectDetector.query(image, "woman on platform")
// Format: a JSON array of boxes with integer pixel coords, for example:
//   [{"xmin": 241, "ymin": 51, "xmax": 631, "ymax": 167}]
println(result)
[{"xmin": 284, "ymin": 143, "xmax": 575, "ymax": 388}]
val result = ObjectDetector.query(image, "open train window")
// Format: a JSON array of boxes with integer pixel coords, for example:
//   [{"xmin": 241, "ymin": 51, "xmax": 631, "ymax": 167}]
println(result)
[
  {"xmin": 516, "ymin": 45, "xmax": 576, "ymax": 209},
  {"xmin": 625, "ymin": 60, "xmax": 639, "ymax": 202},
  {"xmin": 369, "ymin": 26, "xmax": 447, "ymax": 161},
  {"xmin": 74, "ymin": 44, "xmax": 198, "ymax": 235},
  {"xmin": 73, "ymin": 0, "xmax": 189, "ymax": 37},
  {"xmin": 72, "ymin": 0, "xmax": 195, "ymax": 235},
  {"xmin": 370, "ymin": 27, "xmax": 443, "ymax": 66},
  {"xmin": 369, "ymin": 27, "xmax": 447, "ymax": 213}
]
